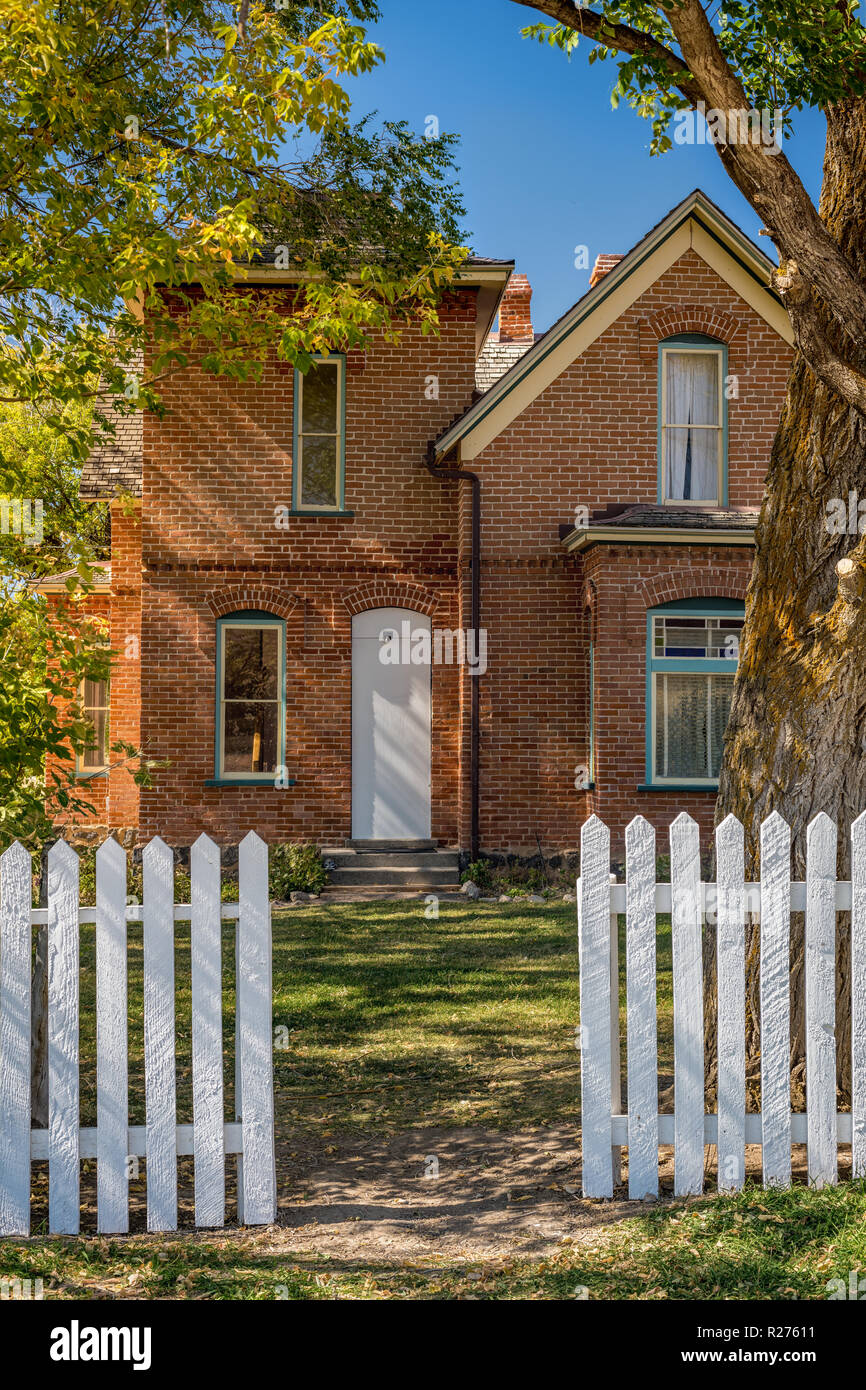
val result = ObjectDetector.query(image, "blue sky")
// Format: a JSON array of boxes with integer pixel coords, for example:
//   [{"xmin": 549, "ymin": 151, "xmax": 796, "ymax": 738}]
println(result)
[{"xmin": 347, "ymin": 0, "xmax": 828, "ymax": 334}]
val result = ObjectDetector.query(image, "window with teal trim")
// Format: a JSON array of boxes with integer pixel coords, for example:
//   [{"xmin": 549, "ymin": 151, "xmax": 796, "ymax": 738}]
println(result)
[
  {"xmin": 659, "ymin": 335, "xmax": 727, "ymax": 506},
  {"xmin": 293, "ymin": 354, "xmax": 346, "ymax": 512},
  {"xmin": 215, "ymin": 613, "xmax": 285, "ymax": 780},
  {"xmin": 646, "ymin": 599, "xmax": 743, "ymax": 787}
]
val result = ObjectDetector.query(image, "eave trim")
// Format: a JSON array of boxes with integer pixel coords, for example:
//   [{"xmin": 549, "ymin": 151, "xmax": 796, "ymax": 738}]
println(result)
[{"xmin": 563, "ymin": 526, "xmax": 756, "ymax": 553}]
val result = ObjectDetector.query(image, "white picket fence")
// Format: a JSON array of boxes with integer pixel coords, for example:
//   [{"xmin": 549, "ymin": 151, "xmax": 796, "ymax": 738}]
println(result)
[
  {"xmin": 0, "ymin": 832, "xmax": 275, "ymax": 1236},
  {"xmin": 578, "ymin": 811, "xmax": 866, "ymax": 1199}
]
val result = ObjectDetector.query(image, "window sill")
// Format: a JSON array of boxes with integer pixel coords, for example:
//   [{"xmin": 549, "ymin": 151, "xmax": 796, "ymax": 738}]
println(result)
[
  {"xmin": 658, "ymin": 500, "xmax": 724, "ymax": 508},
  {"xmin": 637, "ymin": 783, "xmax": 717, "ymax": 793},
  {"xmin": 288, "ymin": 509, "xmax": 354, "ymax": 518},
  {"xmin": 204, "ymin": 777, "xmax": 296, "ymax": 788}
]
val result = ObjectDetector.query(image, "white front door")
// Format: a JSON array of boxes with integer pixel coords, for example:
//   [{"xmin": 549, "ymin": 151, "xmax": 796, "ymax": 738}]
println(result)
[{"xmin": 351, "ymin": 608, "xmax": 432, "ymax": 839}]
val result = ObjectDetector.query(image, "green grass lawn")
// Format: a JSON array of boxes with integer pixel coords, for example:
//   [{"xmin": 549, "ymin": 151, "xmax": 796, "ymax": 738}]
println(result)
[
  {"xmin": 271, "ymin": 898, "xmax": 584, "ymax": 1133},
  {"xmin": 3, "ymin": 900, "xmax": 860, "ymax": 1300},
  {"xmin": 68, "ymin": 899, "xmax": 664, "ymax": 1135},
  {"xmin": 4, "ymin": 1181, "xmax": 866, "ymax": 1300},
  {"xmin": 69, "ymin": 897, "xmax": 586, "ymax": 1132}
]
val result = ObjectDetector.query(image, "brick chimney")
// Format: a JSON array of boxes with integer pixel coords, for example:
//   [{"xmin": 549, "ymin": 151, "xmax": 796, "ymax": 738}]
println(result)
[
  {"xmin": 589, "ymin": 253, "xmax": 624, "ymax": 287},
  {"xmin": 498, "ymin": 272, "xmax": 533, "ymax": 342}
]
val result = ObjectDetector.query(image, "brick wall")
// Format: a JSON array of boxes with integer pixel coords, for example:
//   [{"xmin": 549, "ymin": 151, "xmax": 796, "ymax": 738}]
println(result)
[
  {"xmin": 131, "ymin": 289, "xmax": 478, "ymax": 846},
  {"xmin": 470, "ymin": 248, "xmax": 793, "ymax": 854}
]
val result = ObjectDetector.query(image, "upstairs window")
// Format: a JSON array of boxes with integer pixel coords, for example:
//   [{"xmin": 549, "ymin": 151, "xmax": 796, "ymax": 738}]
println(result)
[
  {"xmin": 292, "ymin": 355, "xmax": 346, "ymax": 512},
  {"xmin": 659, "ymin": 337, "xmax": 726, "ymax": 505},
  {"xmin": 77, "ymin": 678, "xmax": 109, "ymax": 775},
  {"xmin": 216, "ymin": 614, "xmax": 285, "ymax": 780},
  {"xmin": 647, "ymin": 600, "xmax": 743, "ymax": 786}
]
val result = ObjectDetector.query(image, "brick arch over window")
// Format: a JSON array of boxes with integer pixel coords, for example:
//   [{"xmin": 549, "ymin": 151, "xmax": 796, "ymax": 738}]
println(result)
[
  {"xmin": 640, "ymin": 569, "xmax": 748, "ymax": 609},
  {"xmin": 342, "ymin": 580, "xmax": 440, "ymax": 619},
  {"xmin": 638, "ymin": 304, "xmax": 745, "ymax": 357},
  {"xmin": 205, "ymin": 585, "xmax": 299, "ymax": 620}
]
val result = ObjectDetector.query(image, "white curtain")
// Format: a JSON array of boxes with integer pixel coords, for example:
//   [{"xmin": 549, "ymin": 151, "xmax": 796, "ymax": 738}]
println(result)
[
  {"xmin": 656, "ymin": 672, "xmax": 734, "ymax": 779},
  {"xmin": 665, "ymin": 352, "xmax": 719, "ymax": 501}
]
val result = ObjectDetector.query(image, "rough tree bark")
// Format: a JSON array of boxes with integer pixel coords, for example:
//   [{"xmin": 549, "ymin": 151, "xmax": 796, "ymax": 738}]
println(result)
[{"xmin": 710, "ymin": 98, "xmax": 866, "ymax": 1106}]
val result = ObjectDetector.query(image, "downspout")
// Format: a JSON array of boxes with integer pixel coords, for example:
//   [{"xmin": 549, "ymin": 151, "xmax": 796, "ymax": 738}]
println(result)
[{"xmin": 425, "ymin": 441, "xmax": 481, "ymax": 859}]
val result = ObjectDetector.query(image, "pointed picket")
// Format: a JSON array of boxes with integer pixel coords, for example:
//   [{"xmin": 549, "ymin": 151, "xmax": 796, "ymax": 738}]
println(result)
[
  {"xmin": 47, "ymin": 841, "xmax": 80, "ymax": 1234},
  {"xmin": 191, "ymin": 834, "xmax": 225, "ymax": 1228},
  {"xmin": 670, "ymin": 813, "xmax": 704, "ymax": 1196},
  {"xmin": 578, "ymin": 815, "xmax": 613, "ymax": 1198},
  {"xmin": 852, "ymin": 813, "xmax": 866, "ymax": 1178},
  {"xmin": 760, "ymin": 812, "xmax": 791, "ymax": 1187},
  {"xmin": 237, "ymin": 832, "xmax": 275, "ymax": 1225},
  {"xmin": 716, "ymin": 814, "xmax": 745, "ymax": 1192},
  {"xmin": 143, "ymin": 836, "xmax": 177, "ymax": 1230},
  {"xmin": 0, "ymin": 841, "xmax": 33, "ymax": 1234},
  {"xmin": 806, "ymin": 813, "xmax": 837, "ymax": 1188},
  {"xmin": 96, "ymin": 837, "xmax": 129, "ymax": 1233},
  {"xmin": 625, "ymin": 817, "xmax": 658, "ymax": 1199}
]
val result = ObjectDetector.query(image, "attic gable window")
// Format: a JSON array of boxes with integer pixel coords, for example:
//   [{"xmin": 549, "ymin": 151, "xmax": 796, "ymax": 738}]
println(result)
[
  {"xmin": 292, "ymin": 355, "xmax": 346, "ymax": 513},
  {"xmin": 659, "ymin": 337, "xmax": 726, "ymax": 505}
]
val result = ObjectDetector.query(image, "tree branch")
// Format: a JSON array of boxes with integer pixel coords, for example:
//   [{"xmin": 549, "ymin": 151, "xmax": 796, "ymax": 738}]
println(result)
[
  {"xmin": 511, "ymin": 0, "xmax": 704, "ymax": 104},
  {"xmin": 661, "ymin": 0, "xmax": 866, "ymax": 341},
  {"xmin": 511, "ymin": 0, "xmax": 866, "ymax": 418}
]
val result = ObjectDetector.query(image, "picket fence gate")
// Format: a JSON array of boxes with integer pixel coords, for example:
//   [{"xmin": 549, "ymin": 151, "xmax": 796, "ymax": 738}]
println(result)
[
  {"xmin": 578, "ymin": 810, "xmax": 866, "ymax": 1199},
  {"xmin": 0, "ymin": 832, "xmax": 275, "ymax": 1237}
]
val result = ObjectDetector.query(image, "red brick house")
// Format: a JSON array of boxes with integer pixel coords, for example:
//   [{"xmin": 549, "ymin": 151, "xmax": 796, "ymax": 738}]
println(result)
[{"xmin": 49, "ymin": 190, "xmax": 794, "ymax": 860}]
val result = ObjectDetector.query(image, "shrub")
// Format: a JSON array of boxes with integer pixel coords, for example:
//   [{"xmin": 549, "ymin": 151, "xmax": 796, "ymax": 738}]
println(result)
[
  {"xmin": 460, "ymin": 858, "xmax": 495, "ymax": 891},
  {"xmin": 269, "ymin": 842, "xmax": 328, "ymax": 898}
]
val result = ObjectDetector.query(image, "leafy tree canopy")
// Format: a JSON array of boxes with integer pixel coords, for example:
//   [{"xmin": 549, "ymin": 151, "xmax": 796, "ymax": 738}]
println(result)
[{"xmin": 1, "ymin": 0, "xmax": 468, "ymax": 432}]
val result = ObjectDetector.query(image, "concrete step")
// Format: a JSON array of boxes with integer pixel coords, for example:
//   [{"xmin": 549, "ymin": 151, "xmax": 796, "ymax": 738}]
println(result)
[
  {"xmin": 327, "ymin": 866, "xmax": 460, "ymax": 888},
  {"xmin": 346, "ymin": 839, "xmax": 437, "ymax": 853},
  {"xmin": 324, "ymin": 849, "xmax": 459, "ymax": 870}
]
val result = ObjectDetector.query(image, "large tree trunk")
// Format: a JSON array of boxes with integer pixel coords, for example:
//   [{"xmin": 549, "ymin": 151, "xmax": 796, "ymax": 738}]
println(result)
[{"xmin": 708, "ymin": 98, "xmax": 866, "ymax": 1108}]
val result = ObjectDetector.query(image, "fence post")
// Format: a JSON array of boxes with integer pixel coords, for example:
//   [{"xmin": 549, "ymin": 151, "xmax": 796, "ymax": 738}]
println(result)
[
  {"xmin": 578, "ymin": 815, "xmax": 613, "ymax": 1198},
  {"xmin": 237, "ymin": 832, "xmax": 276, "ymax": 1226},
  {"xmin": 234, "ymin": 916, "xmax": 244, "ymax": 1226},
  {"xmin": 609, "ymin": 871, "xmax": 622, "ymax": 1187},
  {"xmin": 0, "ymin": 841, "xmax": 34, "ymax": 1236},
  {"xmin": 142, "ymin": 836, "xmax": 178, "ymax": 1233}
]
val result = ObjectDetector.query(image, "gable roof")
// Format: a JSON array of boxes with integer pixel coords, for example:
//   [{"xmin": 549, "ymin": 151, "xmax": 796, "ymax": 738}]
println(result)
[{"xmin": 433, "ymin": 190, "xmax": 793, "ymax": 463}]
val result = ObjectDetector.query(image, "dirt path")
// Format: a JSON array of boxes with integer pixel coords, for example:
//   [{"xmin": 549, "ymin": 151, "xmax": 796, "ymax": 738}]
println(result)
[{"xmin": 276, "ymin": 1127, "xmax": 649, "ymax": 1262}]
